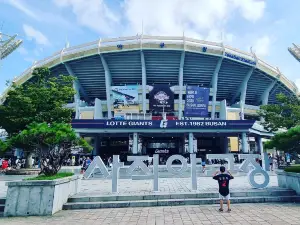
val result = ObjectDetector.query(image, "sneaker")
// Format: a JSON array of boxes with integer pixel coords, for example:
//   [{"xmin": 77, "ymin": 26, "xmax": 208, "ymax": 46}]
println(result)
[
  {"xmin": 219, "ymin": 208, "xmax": 223, "ymax": 212},
  {"xmin": 227, "ymin": 209, "xmax": 231, "ymax": 213}
]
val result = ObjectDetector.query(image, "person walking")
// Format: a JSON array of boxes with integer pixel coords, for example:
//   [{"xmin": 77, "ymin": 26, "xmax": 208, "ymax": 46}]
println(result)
[{"xmin": 213, "ymin": 166, "xmax": 234, "ymax": 212}]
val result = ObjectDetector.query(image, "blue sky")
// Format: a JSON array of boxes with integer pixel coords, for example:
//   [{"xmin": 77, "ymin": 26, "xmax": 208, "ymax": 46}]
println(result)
[{"xmin": 1, "ymin": 0, "xmax": 300, "ymax": 93}]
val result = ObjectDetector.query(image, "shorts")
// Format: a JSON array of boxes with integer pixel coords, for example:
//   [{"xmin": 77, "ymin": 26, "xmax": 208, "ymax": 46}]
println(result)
[{"xmin": 219, "ymin": 193, "xmax": 230, "ymax": 200}]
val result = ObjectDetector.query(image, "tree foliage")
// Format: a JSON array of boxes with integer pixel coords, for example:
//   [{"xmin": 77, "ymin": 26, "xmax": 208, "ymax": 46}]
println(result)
[
  {"xmin": 10, "ymin": 122, "xmax": 92, "ymax": 176},
  {"xmin": 259, "ymin": 93, "xmax": 300, "ymax": 131},
  {"xmin": 0, "ymin": 67, "xmax": 76, "ymax": 136},
  {"xmin": 264, "ymin": 126, "xmax": 300, "ymax": 155}
]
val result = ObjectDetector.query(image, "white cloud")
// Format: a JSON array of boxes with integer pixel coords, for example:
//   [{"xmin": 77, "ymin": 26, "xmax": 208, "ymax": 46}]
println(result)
[
  {"xmin": 122, "ymin": 0, "xmax": 265, "ymax": 39},
  {"xmin": 232, "ymin": 0, "xmax": 266, "ymax": 22},
  {"xmin": 252, "ymin": 35, "xmax": 271, "ymax": 57},
  {"xmin": 53, "ymin": 0, "xmax": 120, "ymax": 35},
  {"xmin": 23, "ymin": 24, "xmax": 50, "ymax": 46},
  {"xmin": 6, "ymin": 0, "xmax": 39, "ymax": 20}
]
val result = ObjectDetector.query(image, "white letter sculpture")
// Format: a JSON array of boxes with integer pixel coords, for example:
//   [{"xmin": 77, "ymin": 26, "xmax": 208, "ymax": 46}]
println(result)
[
  {"xmin": 83, "ymin": 156, "xmax": 110, "ymax": 179},
  {"xmin": 239, "ymin": 154, "xmax": 270, "ymax": 189}
]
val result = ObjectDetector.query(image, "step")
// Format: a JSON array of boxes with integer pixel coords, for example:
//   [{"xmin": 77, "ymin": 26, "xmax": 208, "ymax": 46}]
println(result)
[
  {"xmin": 63, "ymin": 195, "xmax": 300, "ymax": 210},
  {"xmin": 0, "ymin": 205, "xmax": 4, "ymax": 212},
  {"xmin": 68, "ymin": 189, "xmax": 297, "ymax": 203}
]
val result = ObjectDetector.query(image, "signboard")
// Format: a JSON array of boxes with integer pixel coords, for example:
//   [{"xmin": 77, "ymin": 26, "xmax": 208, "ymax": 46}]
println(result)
[
  {"xmin": 111, "ymin": 85, "xmax": 139, "ymax": 114},
  {"xmin": 149, "ymin": 84, "xmax": 174, "ymax": 112},
  {"xmin": 72, "ymin": 119, "xmax": 255, "ymax": 130},
  {"xmin": 224, "ymin": 52, "xmax": 256, "ymax": 66},
  {"xmin": 184, "ymin": 86, "xmax": 209, "ymax": 117}
]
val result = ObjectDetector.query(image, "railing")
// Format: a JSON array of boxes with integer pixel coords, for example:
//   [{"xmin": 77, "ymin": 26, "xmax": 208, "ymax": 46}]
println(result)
[{"xmin": 1, "ymin": 35, "xmax": 298, "ymax": 103}]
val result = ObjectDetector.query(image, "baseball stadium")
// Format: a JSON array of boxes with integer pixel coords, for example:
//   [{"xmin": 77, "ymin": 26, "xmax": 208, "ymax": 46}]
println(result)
[{"xmin": 1, "ymin": 35, "xmax": 299, "ymax": 160}]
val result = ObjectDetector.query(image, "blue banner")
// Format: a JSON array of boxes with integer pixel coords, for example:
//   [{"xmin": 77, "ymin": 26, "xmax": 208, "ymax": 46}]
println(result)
[
  {"xmin": 72, "ymin": 119, "xmax": 255, "ymax": 130},
  {"xmin": 184, "ymin": 86, "xmax": 209, "ymax": 117}
]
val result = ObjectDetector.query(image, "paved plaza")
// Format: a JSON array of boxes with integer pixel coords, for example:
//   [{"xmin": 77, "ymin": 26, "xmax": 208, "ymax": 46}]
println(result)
[
  {"xmin": 78, "ymin": 174, "xmax": 278, "ymax": 196},
  {"xmin": 0, "ymin": 172, "xmax": 278, "ymax": 198},
  {"xmin": 0, "ymin": 203, "xmax": 299, "ymax": 224}
]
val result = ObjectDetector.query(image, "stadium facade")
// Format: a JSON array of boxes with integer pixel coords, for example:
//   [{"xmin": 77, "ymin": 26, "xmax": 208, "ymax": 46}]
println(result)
[{"xmin": 2, "ymin": 35, "xmax": 299, "ymax": 159}]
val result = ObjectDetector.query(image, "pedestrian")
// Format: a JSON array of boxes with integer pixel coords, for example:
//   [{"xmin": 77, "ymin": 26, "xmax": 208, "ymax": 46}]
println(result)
[
  {"xmin": 213, "ymin": 166, "xmax": 234, "ymax": 212},
  {"xmin": 201, "ymin": 159, "xmax": 206, "ymax": 172},
  {"xmin": 108, "ymin": 156, "xmax": 112, "ymax": 168},
  {"xmin": 268, "ymin": 154, "xmax": 273, "ymax": 171}
]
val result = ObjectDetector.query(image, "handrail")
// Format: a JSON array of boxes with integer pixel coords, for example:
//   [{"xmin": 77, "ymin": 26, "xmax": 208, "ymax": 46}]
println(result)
[{"xmin": 1, "ymin": 35, "xmax": 298, "ymax": 102}]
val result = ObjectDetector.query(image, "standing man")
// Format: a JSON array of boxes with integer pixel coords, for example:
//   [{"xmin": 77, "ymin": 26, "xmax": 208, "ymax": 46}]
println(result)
[{"xmin": 213, "ymin": 166, "xmax": 234, "ymax": 212}]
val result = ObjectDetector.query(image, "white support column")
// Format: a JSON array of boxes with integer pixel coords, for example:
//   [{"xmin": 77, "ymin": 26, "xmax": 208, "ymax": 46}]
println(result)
[
  {"xmin": 219, "ymin": 99, "xmax": 227, "ymax": 120},
  {"xmin": 132, "ymin": 133, "xmax": 138, "ymax": 155},
  {"xmin": 188, "ymin": 133, "xmax": 194, "ymax": 153},
  {"xmin": 241, "ymin": 133, "xmax": 248, "ymax": 153},
  {"xmin": 261, "ymin": 79, "xmax": 278, "ymax": 105},
  {"xmin": 178, "ymin": 51, "xmax": 185, "ymax": 120},
  {"xmin": 100, "ymin": 55, "xmax": 112, "ymax": 119},
  {"xmin": 65, "ymin": 63, "xmax": 89, "ymax": 102},
  {"xmin": 141, "ymin": 51, "xmax": 147, "ymax": 113},
  {"xmin": 211, "ymin": 57, "xmax": 223, "ymax": 119},
  {"xmin": 94, "ymin": 98, "xmax": 103, "ymax": 119},
  {"xmin": 239, "ymin": 68, "xmax": 254, "ymax": 120}
]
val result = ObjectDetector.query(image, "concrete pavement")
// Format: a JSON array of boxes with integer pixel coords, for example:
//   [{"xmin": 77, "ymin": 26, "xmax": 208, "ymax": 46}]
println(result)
[{"xmin": 0, "ymin": 203, "xmax": 300, "ymax": 224}]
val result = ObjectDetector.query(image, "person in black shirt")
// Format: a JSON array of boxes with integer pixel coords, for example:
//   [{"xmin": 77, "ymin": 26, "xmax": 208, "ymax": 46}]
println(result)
[{"xmin": 213, "ymin": 166, "xmax": 234, "ymax": 212}]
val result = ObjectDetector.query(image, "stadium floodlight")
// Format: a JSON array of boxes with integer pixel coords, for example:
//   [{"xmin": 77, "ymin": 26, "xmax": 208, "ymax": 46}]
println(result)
[
  {"xmin": 0, "ymin": 32, "xmax": 23, "ymax": 60},
  {"xmin": 288, "ymin": 43, "xmax": 300, "ymax": 62}
]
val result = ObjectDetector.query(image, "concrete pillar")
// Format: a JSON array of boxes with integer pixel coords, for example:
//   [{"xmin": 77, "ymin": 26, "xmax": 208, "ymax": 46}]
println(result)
[
  {"xmin": 100, "ymin": 55, "xmax": 112, "ymax": 119},
  {"xmin": 224, "ymin": 137, "xmax": 229, "ymax": 153},
  {"xmin": 141, "ymin": 51, "xmax": 147, "ymax": 113},
  {"xmin": 239, "ymin": 68, "xmax": 254, "ymax": 119},
  {"xmin": 255, "ymin": 136, "xmax": 263, "ymax": 154},
  {"xmin": 188, "ymin": 133, "xmax": 194, "ymax": 153},
  {"xmin": 178, "ymin": 52, "xmax": 185, "ymax": 120},
  {"xmin": 261, "ymin": 79, "xmax": 278, "ymax": 105},
  {"xmin": 94, "ymin": 98, "xmax": 103, "ymax": 119},
  {"xmin": 219, "ymin": 99, "xmax": 227, "ymax": 119},
  {"xmin": 211, "ymin": 58, "xmax": 223, "ymax": 119},
  {"xmin": 132, "ymin": 133, "xmax": 138, "ymax": 155},
  {"xmin": 241, "ymin": 133, "xmax": 248, "ymax": 153}
]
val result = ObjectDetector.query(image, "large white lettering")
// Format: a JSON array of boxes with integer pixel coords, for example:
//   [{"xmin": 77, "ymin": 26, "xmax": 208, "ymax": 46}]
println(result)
[{"xmin": 84, "ymin": 153, "xmax": 270, "ymax": 192}]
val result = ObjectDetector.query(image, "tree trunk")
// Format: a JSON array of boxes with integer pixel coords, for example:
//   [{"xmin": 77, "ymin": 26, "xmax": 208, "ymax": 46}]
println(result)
[{"xmin": 25, "ymin": 152, "xmax": 33, "ymax": 168}]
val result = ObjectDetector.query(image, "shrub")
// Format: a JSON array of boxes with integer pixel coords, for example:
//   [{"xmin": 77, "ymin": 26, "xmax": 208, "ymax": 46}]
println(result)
[{"xmin": 284, "ymin": 166, "xmax": 300, "ymax": 173}]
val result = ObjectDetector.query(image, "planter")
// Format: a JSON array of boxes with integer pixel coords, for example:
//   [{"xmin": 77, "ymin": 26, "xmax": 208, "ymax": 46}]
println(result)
[
  {"xmin": 276, "ymin": 170, "xmax": 300, "ymax": 195},
  {"xmin": 4, "ymin": 175, "xmax": 81, "ymax": 217}
]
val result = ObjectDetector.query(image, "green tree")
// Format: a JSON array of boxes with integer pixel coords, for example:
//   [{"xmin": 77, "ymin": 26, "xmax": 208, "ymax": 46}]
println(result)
[
  {"xmin": 0, "ymin": 67, "xmax": 76, "ymax": 167},
  {"xmin": 264, "ymin": 126, "xmax": 300, "ymax": 159},
  {"xmin": 259, "ymin": 93, "xmax": 300, "ymax": 131},
  {"xmin": 10, "ymin": 122, "xmax": 92, "ymax": 176}
]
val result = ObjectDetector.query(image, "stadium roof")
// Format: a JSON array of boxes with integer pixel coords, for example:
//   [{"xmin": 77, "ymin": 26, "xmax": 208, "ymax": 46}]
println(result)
[{"xmin": 1, "ymin": 35, "xmax": 298, "ymax": 106}]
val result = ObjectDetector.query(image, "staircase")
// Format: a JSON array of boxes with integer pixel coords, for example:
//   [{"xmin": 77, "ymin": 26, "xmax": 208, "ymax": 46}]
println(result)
[
  {"xmin": 0, "ymin": 198, "xmax": 5, "ymax": 217},
  {"xmin": 63, "ymin": 189, "xmax": 300, "ymax": 210}
]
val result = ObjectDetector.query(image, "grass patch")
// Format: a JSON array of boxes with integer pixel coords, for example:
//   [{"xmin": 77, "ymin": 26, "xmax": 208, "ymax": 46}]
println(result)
[
  {"xmin": 25, "ymin": 172, "xmax": 74, "ymax": 180},
  {"xmin": 284, "ymin": 166, "xmax": 300, "ymax": 173}
]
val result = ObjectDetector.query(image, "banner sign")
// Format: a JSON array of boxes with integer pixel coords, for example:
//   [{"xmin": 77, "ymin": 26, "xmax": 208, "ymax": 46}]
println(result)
[
  {"xmin": 184, "ymin": 86, "xmax": 209, "ymax": 117},
  {"xmin": 72, "ymin": 119, "xmax": 255, "ymax": 130},
  {"xmin": 149, "ymin": 84, "xmax": 174, "ymax": 112},
  {"xmin": 111, "ymin": 85, "xmax": 139, "ymax": 114}
]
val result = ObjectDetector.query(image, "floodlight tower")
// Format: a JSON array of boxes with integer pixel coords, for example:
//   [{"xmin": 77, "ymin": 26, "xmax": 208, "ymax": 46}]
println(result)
[
  {"xmin": 288, "ymin": 43, "xmax": 300, "ymax": 62},
  {"xmin": 0, "ymin": 32, "xmax": 23, "ymax": 60}
]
